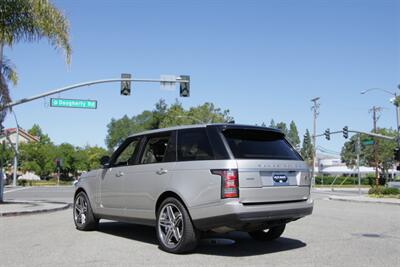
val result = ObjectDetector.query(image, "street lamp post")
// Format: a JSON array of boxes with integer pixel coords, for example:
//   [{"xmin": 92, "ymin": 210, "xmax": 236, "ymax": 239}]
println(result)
[{"xmin": 361, "ymin": 86, "xmax": 400, "ymax": 147}]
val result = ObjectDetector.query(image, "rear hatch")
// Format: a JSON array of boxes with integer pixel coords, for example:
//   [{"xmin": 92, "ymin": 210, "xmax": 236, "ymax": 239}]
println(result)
[{"xmin": 221, "ymin": 127, "xmax": 311, "ymax": 203}]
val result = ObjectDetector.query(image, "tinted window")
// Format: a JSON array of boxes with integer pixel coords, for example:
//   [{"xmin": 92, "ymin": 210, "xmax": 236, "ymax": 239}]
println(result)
[
  {"xmin": 223, "ymin": 129, "xmax": 302, "ymax": 160},
  {"xmin": 206, "ymin": 126, "xmax": 230, "ymax": 160},
  {"xmin": 178, "ymin": 129, "xmax": 214, "ymax": 161},
  {"xmin": 140, "ymin": 133, "xmax": 172, "ymax": 164},
  {"xmin": 114, "ymin": 138, "xmax": 140, "ymax": 166}
]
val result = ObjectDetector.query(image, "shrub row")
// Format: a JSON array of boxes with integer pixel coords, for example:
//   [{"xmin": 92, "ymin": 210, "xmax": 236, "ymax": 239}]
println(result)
[
  {"xmin": 315, "ymin": 176, "xmax": 374, "ymax": 186},
  {"xmin": 368, "ymin": 187, "xmax": 400, "ymax": 195}
]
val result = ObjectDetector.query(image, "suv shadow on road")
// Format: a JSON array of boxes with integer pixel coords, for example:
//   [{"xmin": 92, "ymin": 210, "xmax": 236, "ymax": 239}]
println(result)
[{"xmin": 97, "ymin": 221, "xmax": 306, "ymax": 256}]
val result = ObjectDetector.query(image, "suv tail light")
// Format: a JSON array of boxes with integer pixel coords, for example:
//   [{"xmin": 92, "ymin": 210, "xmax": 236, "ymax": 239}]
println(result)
[{"xmin": 211, "ymin": 169, "xmax": 239, "ymax": 198}]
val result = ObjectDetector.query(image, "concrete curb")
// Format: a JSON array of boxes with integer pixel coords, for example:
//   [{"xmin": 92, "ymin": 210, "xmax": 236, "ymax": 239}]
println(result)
[
  {"xmin": 0, "ymin": 201, "xmax": 72, "ymax": 217},
  {"xmin": 328, "ymin": 196, "xmax": 400, "ymax": 206}
]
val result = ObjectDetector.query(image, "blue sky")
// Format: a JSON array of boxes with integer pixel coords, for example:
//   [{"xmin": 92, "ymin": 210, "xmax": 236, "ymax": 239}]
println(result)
[{"xmin": 3, "ymin": 0, "xmax": 399, "ymax": 154}]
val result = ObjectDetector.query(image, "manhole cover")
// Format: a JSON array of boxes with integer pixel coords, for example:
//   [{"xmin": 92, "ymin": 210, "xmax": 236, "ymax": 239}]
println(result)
[{"xmin": 201, "ymin": 238, "xmax": 236, "ymax": 246}]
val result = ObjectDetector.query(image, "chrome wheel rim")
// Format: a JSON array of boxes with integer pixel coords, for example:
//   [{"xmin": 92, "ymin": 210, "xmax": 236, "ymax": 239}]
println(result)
[
  {"xmin": 158, "ymin": 203, "xmax": 183, "ymax": 249},
  {"xmin": 74, "ymin": 195, "xmax": 88, "ymax": 226}
]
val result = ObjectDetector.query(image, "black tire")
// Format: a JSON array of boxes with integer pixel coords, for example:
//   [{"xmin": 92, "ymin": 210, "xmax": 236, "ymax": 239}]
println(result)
[
  {"xmin": 73, "ymin": 191, "xmax": 99, "ymax": 231},
  {"xmin": 248, "ymin": 224, "xmax": 286, "ymax": 241},
  {"xmin": 156, "ymin": 197, "xmax": 198, "ymax": 253}
]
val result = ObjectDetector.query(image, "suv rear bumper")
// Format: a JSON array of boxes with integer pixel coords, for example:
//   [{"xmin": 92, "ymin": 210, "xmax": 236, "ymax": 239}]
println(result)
[{"xmin": 191, "ymin": 198, "xmax": 313, "ymax": 231}]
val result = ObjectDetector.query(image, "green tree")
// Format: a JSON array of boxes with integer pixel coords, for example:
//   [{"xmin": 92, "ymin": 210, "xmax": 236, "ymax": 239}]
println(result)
[
  {"xmin": 159, "ymin": 100, "xmax": 188, "ymax": 128},
  {"xmin": 19, "ymin": 141, "xmax": 55, "ymax": 178},
  {"xmin": 287, "ymin": 121, "xmax": 300, "ymax": 148},
  {"xmin": 188, "ymin": 102, "xmax": 233, "ymax": 124},
  {"xmin": 105, "ymin": 100, "xmax": 234, "ymax": 150},
  {"xmin": 56, "ymin": 143, "xmax": 88, "ymax": 180},
  {"xmin": 301, "ymin": 129, "xmax": 313, "ymax": 164},
  {"xmin": 82, "ymin": 145, "xmax": 108, "ymax": 170},
  {"xmin": 105, "ymin": 115, "xmax": 137, "ymax": 151},
  {"xmin": 341, "ymin": 128, "xmax": 396, "ymax": 182},
  {"xmin": 150, "ymin": 99, "xmax": 168, "ymax": 129},
  {"xmin": 0, "ymin": 0, "xmax": 71, "ymax": 122},
  {"xmin": 276, "ymin": 122, "xmax": 288, "ymax": 136},
  {"xmin": 269, "ymin": 119, "xmax": 276, "ymax": 128},
  {"xmin": 28, "ymin": 124, "xmax": 51, "ymax": 144}
]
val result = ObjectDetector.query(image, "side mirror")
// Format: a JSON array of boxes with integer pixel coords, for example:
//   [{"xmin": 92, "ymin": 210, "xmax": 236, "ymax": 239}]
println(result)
[{"xmin": 100, "ymin": 155, "xmax": 111, "ymax": 167}]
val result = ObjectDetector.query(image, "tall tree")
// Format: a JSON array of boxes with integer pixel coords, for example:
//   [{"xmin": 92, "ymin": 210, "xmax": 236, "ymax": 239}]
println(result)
[
  {"xmin": 276, "ymin": 122, "xmax": 288, "ymax": 136},
  {"xmin": 269, "ymin": 119, "xmax": 276, "ymax": 128},
  {"xmin": 105, "ymin": 115, "xmax": 137, "ymax": 151},
  {"xmin": 287, "ymin": 121, "xmax": 300, "ymax": 148},
  {"xmin": 0, "ymin": 0, "xmax": 71, "ymax": 123},
  {"xmin": 301, "ymin": 129, "xmax": 313, "ymax": 164},
  {"xmin": 28, "ymin": 124, "xmax": 51, "ymax": 144}
]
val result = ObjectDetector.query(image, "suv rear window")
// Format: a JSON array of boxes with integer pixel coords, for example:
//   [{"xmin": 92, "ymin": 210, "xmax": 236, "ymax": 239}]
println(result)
[{"xmin": 222, "ymin": 129, "xmax": 301, "ymax": 160}]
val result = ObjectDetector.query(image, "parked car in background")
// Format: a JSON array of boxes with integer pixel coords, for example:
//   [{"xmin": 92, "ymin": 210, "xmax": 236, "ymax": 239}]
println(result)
[{"xmin": 73, "ymin": 124, "xmax": 313, "ymax": 253}]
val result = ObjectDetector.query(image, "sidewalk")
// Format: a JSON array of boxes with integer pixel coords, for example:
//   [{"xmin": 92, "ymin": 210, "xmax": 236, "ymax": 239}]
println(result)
[
  {"xmin": 0, "ymin": 200, "xmax": 71, "ymax": 217},
  {"xmin": 329, "ymin": 195, "xmax": 400, "ymax": 206}
]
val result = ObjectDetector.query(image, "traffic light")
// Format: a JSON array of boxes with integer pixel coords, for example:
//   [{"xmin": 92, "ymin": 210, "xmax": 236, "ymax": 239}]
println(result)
[
  {"xmin": 179, "ymin": 75, "xmax": 190, "ymax": 97},
  {"xmin": 120, "ymin": 73, "xmax": 131, "ymax": 96},
  {"xmin": 324, "ymin": 128, "xmax": 330, "ymax": 140},
  {"xmin": 343, "ymin": 126, "xmax": 348, "ymax": 139},
  {"xmin": 394, "ymin": 147, "xmax": 400, "ymax": 161},
  {"xmin": 303, "ymin": 134, "xmax": 309, "ymax": 145}
]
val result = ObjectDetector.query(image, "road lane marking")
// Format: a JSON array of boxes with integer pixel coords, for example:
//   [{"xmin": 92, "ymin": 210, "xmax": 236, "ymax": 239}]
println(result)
[{"xmin": 4, "ymin": 187, "xmax": 28, "ymax": 194}]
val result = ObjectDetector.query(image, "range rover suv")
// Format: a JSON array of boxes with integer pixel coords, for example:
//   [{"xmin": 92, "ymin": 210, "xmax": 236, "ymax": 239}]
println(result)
[{"xmin": 73, "ymin": 124, "xmax": 313, "ymax": 253}]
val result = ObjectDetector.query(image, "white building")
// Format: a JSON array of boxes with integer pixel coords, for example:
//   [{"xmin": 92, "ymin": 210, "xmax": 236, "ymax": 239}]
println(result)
[
  {"xmin": 0, "ymin": 128, "xmax": 40, "ymax": 145},
  {"xmin": 316, "ymin": 153, "xmax": 398, "ymax": 177}
]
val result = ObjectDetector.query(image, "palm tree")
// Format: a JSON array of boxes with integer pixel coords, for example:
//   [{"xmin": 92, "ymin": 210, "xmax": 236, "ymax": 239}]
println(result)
[{"xmin": 0, "ymin": 0, "xmax": 71, "ymax": 123}]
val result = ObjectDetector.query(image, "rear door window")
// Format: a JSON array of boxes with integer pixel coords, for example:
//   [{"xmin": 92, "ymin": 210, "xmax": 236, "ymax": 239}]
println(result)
[
  {"xmin": 178, "ymin": 128, "xmax": 214, "ymax": 161},
  {"xmin": 222, "ymin": 129, "xmax": 301, "ymax": 160}
]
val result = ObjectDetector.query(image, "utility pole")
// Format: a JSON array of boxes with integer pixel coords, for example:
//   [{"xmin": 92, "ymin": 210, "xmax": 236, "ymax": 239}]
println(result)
[
  {"xmin": 370, "ymin": 106, "xmax": 382, "ymax": 188},
  {"xmin": 311, "ymin": 97, "xmax": 320, "ymax": 185}
]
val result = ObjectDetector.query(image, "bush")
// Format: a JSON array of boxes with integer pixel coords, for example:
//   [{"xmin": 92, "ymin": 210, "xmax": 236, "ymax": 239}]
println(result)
[
  {"xmin": 315, "ymin": 176, "xmax": 371, "ymax": 186},
  {"xmin": 368, "ymin": 187, "xmax": 381, "ymax": 195},
  {"xmin": 368, "ymin": 186, "xmax": 400, "ymax": 195},
  {"xmin": 382, "ymin": 187, "xmax": 400, "ymax": 195}
]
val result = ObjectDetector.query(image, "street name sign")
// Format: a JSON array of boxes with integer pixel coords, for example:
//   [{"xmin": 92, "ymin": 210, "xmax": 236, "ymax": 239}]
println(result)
[
  {"xmin": 50, "ymin": 98, "xmax": 97, "ymax": 109},
  {"xmin": 362, "ymin": 139, "xmax": 374, "ymax": 146}
]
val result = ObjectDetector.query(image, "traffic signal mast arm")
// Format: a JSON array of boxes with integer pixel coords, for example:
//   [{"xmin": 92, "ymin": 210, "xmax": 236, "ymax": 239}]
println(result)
[
  {"xmin": 315, "ymin": 130, "xmax": 343, "ymax": 138},
  {"xmin": 1, "ymin": 76, "xmax": 190, "ymax": 110},
  {"xmin": 314, "ymin": 129, "xmax": 395, "ymax": 141}
]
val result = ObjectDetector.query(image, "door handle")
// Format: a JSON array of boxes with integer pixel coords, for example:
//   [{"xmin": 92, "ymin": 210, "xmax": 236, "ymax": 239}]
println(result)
[
  {"xmin": 156, "ymin": 168, "xmax": 168, "ymax": 175},
  {"xmin": 115, "ymin": 171, "xmax": 124, "ymax": 177}
]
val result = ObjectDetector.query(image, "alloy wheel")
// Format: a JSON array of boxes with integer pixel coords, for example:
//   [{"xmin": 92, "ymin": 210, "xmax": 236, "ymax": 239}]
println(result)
[{"xmin": 158, "ymin": 203, "xmax": 184, "ymax": 249}]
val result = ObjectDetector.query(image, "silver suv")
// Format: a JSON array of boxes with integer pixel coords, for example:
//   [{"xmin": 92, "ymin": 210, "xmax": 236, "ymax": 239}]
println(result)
[{"xmin": 73, "ymin": 124, "xmax": 313, "ymax": 253}]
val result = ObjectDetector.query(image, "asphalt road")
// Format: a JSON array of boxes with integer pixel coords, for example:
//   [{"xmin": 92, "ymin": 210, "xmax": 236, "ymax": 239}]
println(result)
[
  {"xmin": 3, "ymin": 186, "xmax": 74, "ymax": 203},
  {"xmin": 1, "ymin": 188, "xmax": 399, "ymax": 267}
]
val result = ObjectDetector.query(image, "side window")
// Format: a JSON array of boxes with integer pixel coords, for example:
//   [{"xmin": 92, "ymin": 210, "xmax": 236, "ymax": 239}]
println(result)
[
  {"xmin": 114, "ymin": 138, "xmax": 140, "ymax": 166},
  {"xmin": 140, "ymin": 133, "xmax": 173, "ymax": 164},
  {"xmin": 178, "ymin": 129, "xmax": 214, "ymax": 161}
]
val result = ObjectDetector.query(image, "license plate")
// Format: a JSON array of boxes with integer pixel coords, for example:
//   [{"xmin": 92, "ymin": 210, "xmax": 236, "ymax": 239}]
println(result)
[{"xmin": 272, "ymin": 173, "xmax": 289, "ymax": 186}]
